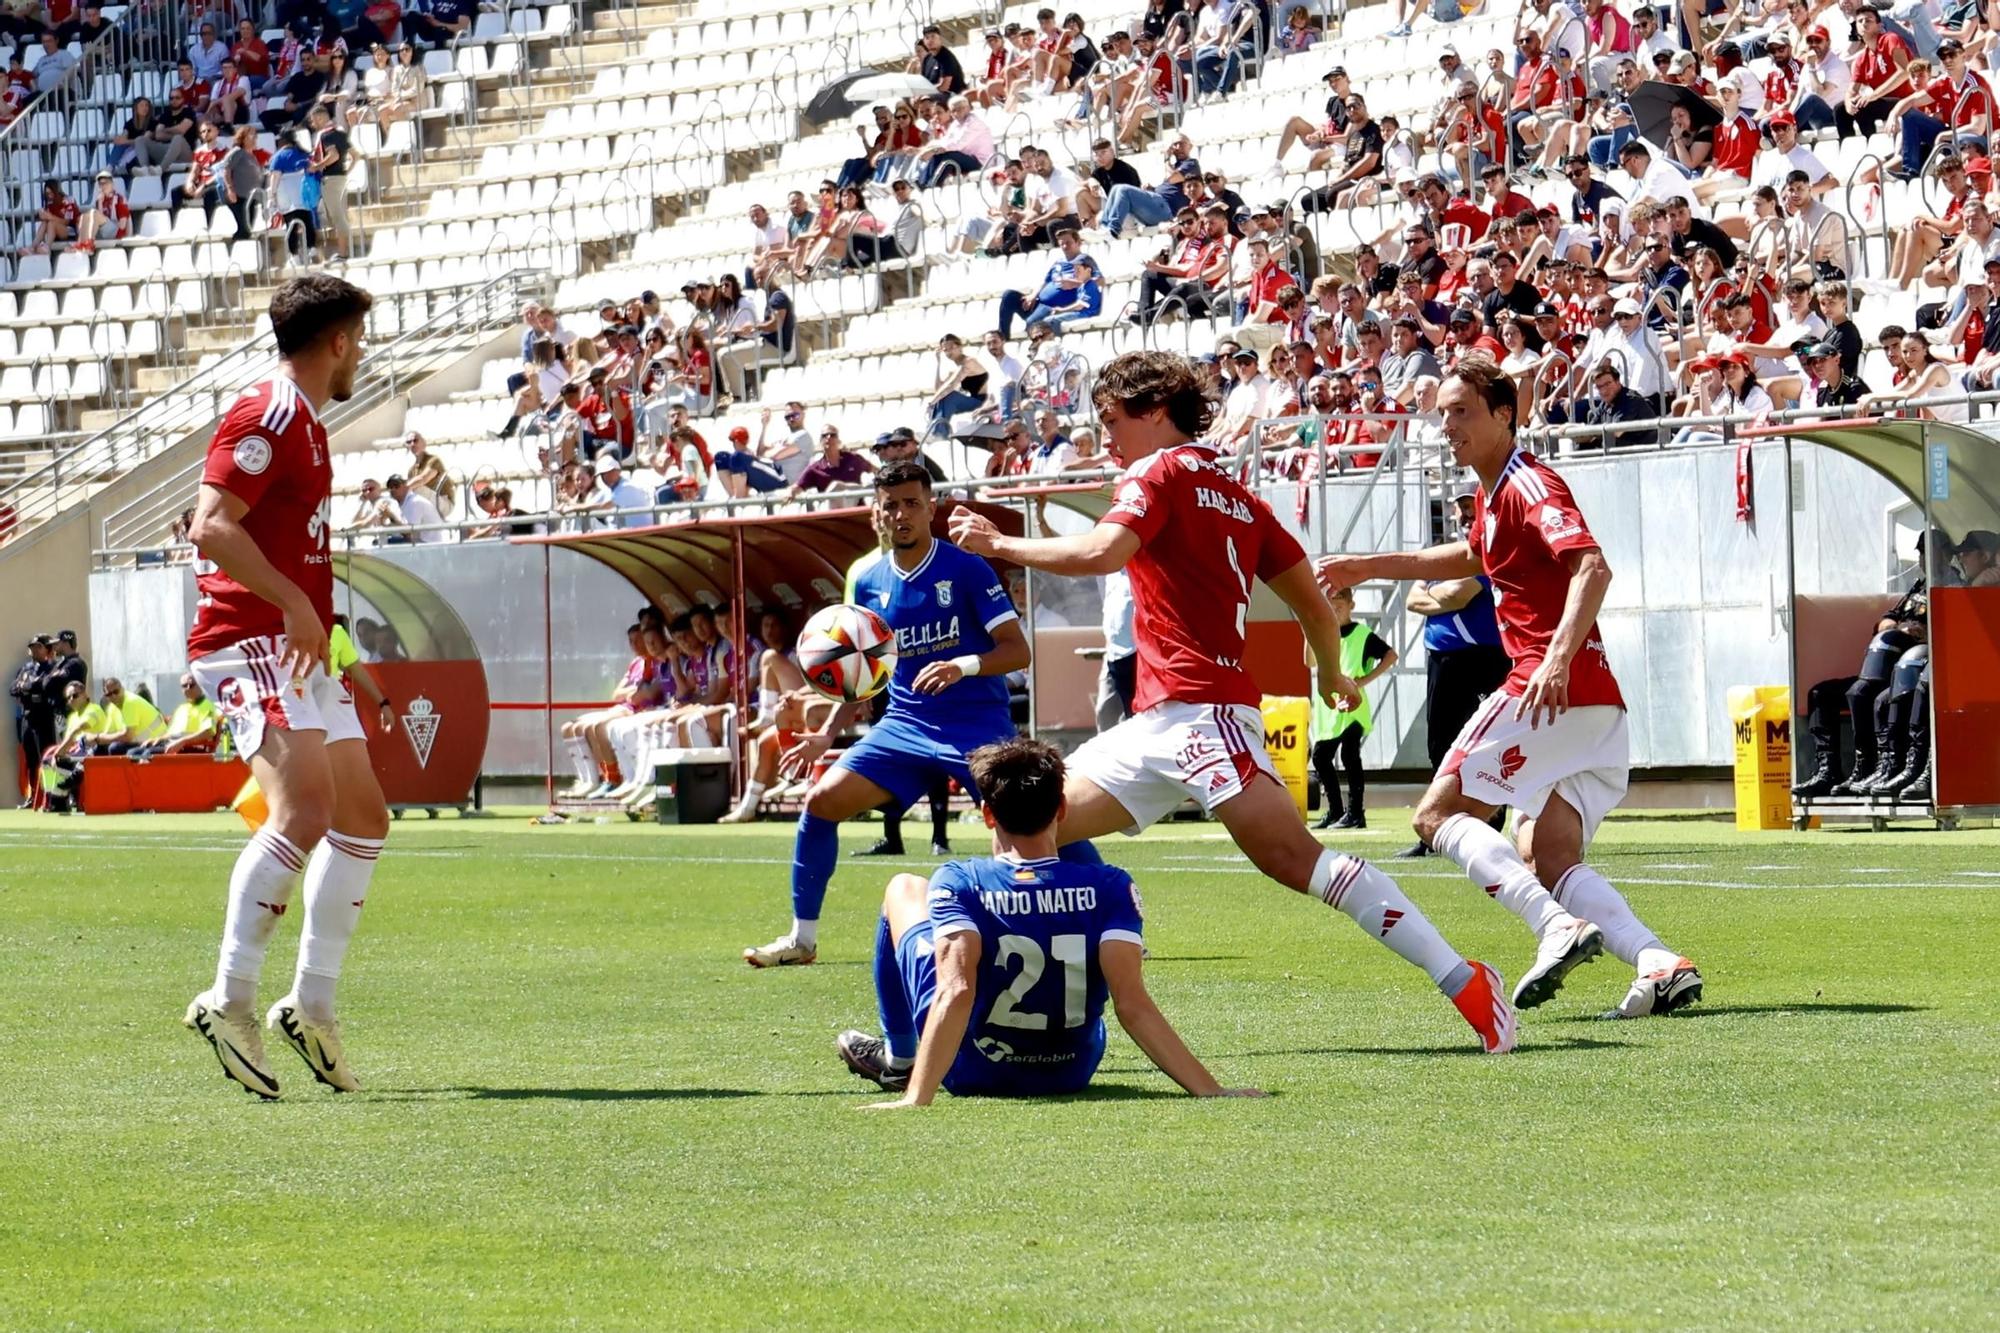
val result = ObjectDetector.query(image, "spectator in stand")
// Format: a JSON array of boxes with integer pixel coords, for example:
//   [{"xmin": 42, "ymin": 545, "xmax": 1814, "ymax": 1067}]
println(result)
[
  {"xmin": 60, "ymin": 2, "xmax": 117, "ymax": 53},
  {"xmin": 584, "ymin": 453, "xmax": 651, "ymax": 530},
  {"xmin": 1575, "ymin": 358, "xmax": 1661, "ymax": 447},
  {"xmin": 1797, "ymin": 340, "xmax": 1870, "ymax": 415},
  {"xmin": 404, "ymin": 0, "xmax": 477, "ymax": 49},
  {"xmin": 716, "ymin": 273, "xmax": 794, "ymax": 403},
  {"xmin": 1889, "ymin": 37, "xmax": 1991, "ymax": 180},
  {"xmin": 112, "ymin": 96, "xmax": 187, "ymax": 175},
  {"xmin": 74, "ymin": 171, "xmax": 131, "ymax": 252},
  {"xmin": 916, "ymin": 23, "xmax": 965, "ymax": 95},
  {"xmin": 211, "ymin": 125, "xmax": 263, "ymax": 240},
  {"xmin": 404, "ymin": 430, "xmax": 454, "ymax": 516},
  {"xmin": 849, "ymin": 177, "xmax": 923, "ymax": 265},
  {"xmin": 28, "ymin": 179, "xmax": 78, "ymax": 255},
  {"xmin": 1077, "ymin": 139, "xmax": 1141, "ymax": 229},
  {"xmin": 233, "ymin": 19, "xmax": 272, "ymax": 89},
  {"xmin": 926, "ymin": 333, "xmax": 991, "ymax": 438},
  {"xmin": 793, "ymin": 425, "xmax": 875, "ymax": 493},
  {"xmin": 386, "ymin": 473, "xmax": 447, "ymax": 543},
  {"xmin": 207, "ymin": 57, "xmax": 253, "ymax": 126},
  {"xmin": 1096, "ymin": 153, "xmax": 1199, "ymax": 239},
  {"xmin": 189, "ymin": 20, "xmax": 229, "ymax": 80},
  {"xmin": 913, "ymin": 96, "xmax": 994, "ymax": 188},
  {"xmin": 307, "ymin": 104, "xmax": 351, "ymax": 259},
  {"xmin": 1130, "ymin": 206, "xmax": 1226, "ymax": 324},
  {"xmin": 176, "ymin": 120, "xmax": 225, "ymax": 219},
  {"xmin": 996, "ymin": 228, "xmax": 1097, "ymax": 337},
  {"xmin": 1841, "ymin": 6, "xmax": 1913, "ymax": 138},
  {"xmin": 985, "ymin": 419, "xmax": 1032, "ymax": 477},
  {"xmin": 980, "ymin": 330, "xmax": 1026, "ymax": 419},
  {"xmin": 33, "ymin": 31, "xmax": 76, "ymax": 95},
  {"xmin": 375, "ymin": 41, "xmax": 426, "ymax": 128},
  {"xmin": 259, "ymin": 44, "xmax": 327, "ymax": 133}
]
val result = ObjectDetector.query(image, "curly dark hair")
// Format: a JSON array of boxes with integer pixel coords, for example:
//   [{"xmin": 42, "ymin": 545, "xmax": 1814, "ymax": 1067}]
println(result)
[
  {"xmin": 268, "ymin": 273, "xmax": 373, "ymax": 357},
  {"xmin": 967, "ymin": 736, "xmax": 1067, "ymax": 835},
  {"xmin": 1090, "ymin": 350, "xmax": 1214, "ymax": 438}
]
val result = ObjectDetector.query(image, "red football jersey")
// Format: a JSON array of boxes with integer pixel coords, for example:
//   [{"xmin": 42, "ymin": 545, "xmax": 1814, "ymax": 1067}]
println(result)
[
  {"xmin": 1466, "ymin": 448, "xmax": 1623, "ymax": 708},
  {"xmin": 1102, "ymin": 443, "xmax": 1307, "ymax": 712},
  {"xmin": 188, "ymin": 376, "xmax": 334, "ymax": 660}
]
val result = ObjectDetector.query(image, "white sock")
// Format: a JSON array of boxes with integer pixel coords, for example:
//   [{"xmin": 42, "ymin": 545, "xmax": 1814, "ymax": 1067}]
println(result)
[
  {"xmin": 1433, "ymin": 812, "xmax": 1577, "ymax": 938},
  {"xmin": 1310, "ymin": 850, "xmax": 1467, "ymax": 989},
  {"xmin": 736, "ymin": 780, "xmax": 767, "ymax": 811},
  {"xmin": 567, "ymin": 736, "xmax": 595, "ymax": 785},
  {"xmin": 757, "ymin": 687, "xmax": 780, "ymax": 719},
  {"xmin": 792, "ymin": 917, "xmax": 818, "ymax": 948},
  {"xmin": 1553, "ymin": 865, "xmax": 1678, "ymax": 973},
  {"xmin": 883, "ymin": 1050, "xmax": 913, "ymax": 1071},
  {"xmin": 294, "ymin": 830, "xmax": 383, "ymax": 1021},
  {"xmin": 215, "ymin": 828, "xmax": 307, "ymax": 1014}
]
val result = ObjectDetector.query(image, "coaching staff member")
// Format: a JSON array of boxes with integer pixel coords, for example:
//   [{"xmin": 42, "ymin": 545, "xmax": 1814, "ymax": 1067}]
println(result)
[{"xmin": 1394, "ymin": 492, "xmax": 1510, "ymax": 859}]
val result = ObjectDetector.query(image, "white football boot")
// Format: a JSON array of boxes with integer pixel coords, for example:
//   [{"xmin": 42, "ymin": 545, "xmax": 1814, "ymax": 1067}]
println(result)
[
  {"xmin": 184, "ymin": 990, "xmax": 281, "ymax": 1100},
  {"xmin": 266, "ymin": 994, "xmax": 362, "ymax": 1092},
  {"xmin": 742, "ymin": 934, "xmax": 817, "ymax": 968},
  {"xmin": 1605, "ymin": 958, "xmax": 1704, "ymax": 1019},
  {"xmin": 1511, "ymin": 917, "xmax": 1606, "ymax": 1009}
]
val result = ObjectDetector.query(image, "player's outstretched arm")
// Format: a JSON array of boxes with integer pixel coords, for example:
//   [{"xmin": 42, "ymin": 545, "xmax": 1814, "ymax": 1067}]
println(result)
[
  {"xmin": 1267, "ymin": 558, "xmax": 1360, "ymax": 712},
  {"xmin": 1315, "ymin": 539, "xmax": 1481, "ymax": 593},
  {"xmin": 187, "ymin": 483, "xmax": 329, "ymax": 677},
  {"xmin": 946, "ymin": 507, "xmax": 1141, "ymax": 577},
  {"xmin": 861, "ymin": 931, "xmax": 984, "ymax": 1110},
  {"xmin": 1103, "ymin": 942, "xmax": 1263, "ymax": 1098}
]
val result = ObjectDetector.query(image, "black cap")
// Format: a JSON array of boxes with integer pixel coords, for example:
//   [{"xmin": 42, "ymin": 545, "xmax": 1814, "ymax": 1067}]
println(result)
[
  {"xmin": 1797, "ymin": 339, "xmax": 1841, "ymax": 359},
  {"xmin": 57, "ymin": 629, "xmax": 76, "ymax": 644},
  {"xmin": 385, "ymin": 474, "xmax": 407, "ymax": 487},
  {"xmin": 1448, "ymin": 308, "xmax": 1477, "ymax": 325},
  {"xmin": 640, "ymin": 289, "xmax": 657, "ymax": 303},
  {"xmin": 1532, "ymin": 301, "xmax": 1562, "ymax": 318},
  {"xmin": 1229, "ymin": 347, "xmax": 1259, "ymax": 361},
  {"xmin": 679, "ymin": 281, "xmax": 696, "ymax": 294}
]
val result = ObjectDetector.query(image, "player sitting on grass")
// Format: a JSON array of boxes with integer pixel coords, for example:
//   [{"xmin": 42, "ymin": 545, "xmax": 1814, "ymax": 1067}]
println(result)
[{"xmin": 837, "ymin": 737, "xmax": 1261, "ymax": 1106}]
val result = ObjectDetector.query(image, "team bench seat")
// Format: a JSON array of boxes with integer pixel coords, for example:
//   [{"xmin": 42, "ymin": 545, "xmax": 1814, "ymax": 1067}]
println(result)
[{"xmin": 78, "ymin": 753, "xmax": 248, "ymax": 815}]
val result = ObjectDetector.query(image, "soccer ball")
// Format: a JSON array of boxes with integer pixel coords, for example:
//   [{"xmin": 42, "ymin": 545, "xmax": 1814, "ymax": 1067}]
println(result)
[{"xmin": 798, "ymin": 603, "xmax": 897, "ymax": 702}]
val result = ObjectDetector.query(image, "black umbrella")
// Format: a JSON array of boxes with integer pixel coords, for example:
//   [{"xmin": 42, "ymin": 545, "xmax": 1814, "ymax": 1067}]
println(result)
[
  {"xmin": 1626, "ymin": 79, "xmax": 1722, "ymax": 151},
  {"xmin": 804, "ymin": 71, "xmax": 941, "ymax": 127}
]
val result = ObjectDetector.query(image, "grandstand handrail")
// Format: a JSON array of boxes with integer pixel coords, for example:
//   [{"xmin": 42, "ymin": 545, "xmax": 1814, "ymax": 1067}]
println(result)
[
  {"xmin": 1528, "ymin": 349, "xmax": 1577, "ymax": 427},
  {"xmin": 0, "ymin": 263, "xmax": 537, "ymax": 551},
  {"xmin": 1846, "ymin": 152, "xmax": 1891, "ymax": 280},
  {"xmin": 1523, "ymin": 387, "xmax": 2000, "ymax": 450}
]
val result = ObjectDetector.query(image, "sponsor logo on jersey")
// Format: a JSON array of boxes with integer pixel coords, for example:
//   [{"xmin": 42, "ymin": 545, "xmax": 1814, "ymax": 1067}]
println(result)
[
  {"xmin": 1498, "ymin": 744, "xmax": 1527, "ymax": 779},
  {"xmin": 1539, "ymin": 505, "xmax": 1582, "ymax": 539},
  {"xmin": 401, "ymin": 695, "xmax": 440, "ymax": 767},
  {"xmin": 975, "ymin": 1036, "xmax": 1016, "ymax": 1062},
  {"xmin": 1110, "ymin": 480, "xmax": 1148, "ymax": 518},
  {"xmin": 233, "ymin": 435, "xmax": 273, "ymax": 475},
  {"xmin": 934, "ymin": 579, "xmax": 953, "ymax": 608}
]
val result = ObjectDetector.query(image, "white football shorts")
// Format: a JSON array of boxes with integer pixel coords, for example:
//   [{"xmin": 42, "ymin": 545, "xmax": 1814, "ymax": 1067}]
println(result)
[
  {"xmin": 1068, "ymin": 699, "xmax": 1279, "ymax": 835},
  {"xmin": 1442, "ymin": 694, "xmax": 1629, "ymax": 844},
  {"xmin": 190, "ymin": 633, "xmax": 363, "ymax": 761}
]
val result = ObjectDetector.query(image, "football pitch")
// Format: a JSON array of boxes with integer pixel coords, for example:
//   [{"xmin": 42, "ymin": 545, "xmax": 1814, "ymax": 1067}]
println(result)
[{"xmin": 1, "ymin": 809, "xmax": 1995, "ymax": 1332}]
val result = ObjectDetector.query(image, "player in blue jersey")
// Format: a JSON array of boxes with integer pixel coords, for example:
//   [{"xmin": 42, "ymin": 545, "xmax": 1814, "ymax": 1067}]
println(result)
[
  {"xmin": 744, "ymin": 461, "xmax": 1032, "ymax": 967},
  {"xmin": 837, "ymin": 737, "xmax": 1261, "ymax": 1105}
]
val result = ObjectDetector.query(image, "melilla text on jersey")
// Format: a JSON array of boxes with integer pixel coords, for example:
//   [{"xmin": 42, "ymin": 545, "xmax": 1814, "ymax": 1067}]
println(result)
[
  {"xmin": 897, "ymin": 614, "xmax": 962, "ymax": 658},
  {"xmin": 979, "ymin": 884, "xmax": 1100, "ymax": 916}
]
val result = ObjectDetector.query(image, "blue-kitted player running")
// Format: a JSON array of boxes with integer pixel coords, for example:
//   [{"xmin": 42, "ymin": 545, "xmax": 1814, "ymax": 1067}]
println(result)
[
  {"xmin": 836, "ymin": 737, "xmax": 1261, "ymax": 1105},
  {"xmin": 743, "ymin": 461, "xmax": 1033, "ymax": 967}
]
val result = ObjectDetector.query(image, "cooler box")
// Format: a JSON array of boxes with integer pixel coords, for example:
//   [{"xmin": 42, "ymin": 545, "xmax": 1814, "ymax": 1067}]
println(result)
[
  {"xmin": 652, "ymin": 749, "xmax": 733, "ymax": 824},
  {"xmin": 1729, "ymin": 685, "xmax": 1792, "ymax": 830}
]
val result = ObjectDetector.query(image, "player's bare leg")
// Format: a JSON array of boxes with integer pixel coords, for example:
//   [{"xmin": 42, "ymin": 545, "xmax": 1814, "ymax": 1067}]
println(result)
[
  {"xmin": 836, "ymin": 872, "xmax": 930, "ymax": 1091},
  {"xmin": 266, "ymin": 736, "xmax": 387, "ymax": 1091},
  {"xmin": 745, "ymin": 764, "xmax": 899, "ymax": 966},
  {"xmin": 1415, "ymin": 772, "xmax": 1606, "ymax": 1010},
  {"xmin": 1515, "ymin": 796, "xmax": 1702, "ymax": 1019},
  {"xmin": 185, "ymin": 725, "xmax": 334, "ymax": 1099},
  {"xmin": 1059, "ymin": 773, "xmax": 1516, "ymax": 1054}
]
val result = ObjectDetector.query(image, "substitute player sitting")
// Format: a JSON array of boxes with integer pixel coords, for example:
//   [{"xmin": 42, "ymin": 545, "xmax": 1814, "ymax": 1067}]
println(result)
[
  {"xmin": 182, "ymin": 274, "xmax": 392, "ymax": 1099},
  {"xmin": 742, "ymin": 461, "xmax": 1031, "ymax": 967},
  {"xmin": 836, "ymin": 737, "xmax": 1260, "ymax": 1106},
  {"xmin": 949, "ymin": 351, "xmax": 1516, "ymax": 1054},
  {"xmin": 1317, "ymin": 358, "xmax": 1702, "ymax": 1019}
]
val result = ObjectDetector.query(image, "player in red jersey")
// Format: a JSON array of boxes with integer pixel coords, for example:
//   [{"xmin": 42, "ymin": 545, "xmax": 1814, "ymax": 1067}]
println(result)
[
  {"xmin": 949, "ymin": 350, "xmax": 1515, "ymax": 1054},
  {"xmin": 1318, "ymin": 358, "xmax": 1701, "ymax": 1019},
  {"xmin": 181, "ymin": 274, "xmax": 389, "ymax": 1099}
]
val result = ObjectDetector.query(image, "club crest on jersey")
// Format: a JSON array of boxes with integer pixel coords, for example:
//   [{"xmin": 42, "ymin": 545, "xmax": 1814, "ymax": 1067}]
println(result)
[
  {"xmin": 1539, "ymin": 505, "xmax": 1581, "ymax": 539},
  {"xmin": 934, "ymin": 579, "xmax": 953, "ymax": 608},
  {"xmin": 233, "ymin": 435, "xmax": 273, "ymax": 475}
]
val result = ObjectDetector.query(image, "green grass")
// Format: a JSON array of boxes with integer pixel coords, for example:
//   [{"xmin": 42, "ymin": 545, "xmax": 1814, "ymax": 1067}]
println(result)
[{"xmin": 0, "ymin": 808, "xmax": 1995, "ymax": 1331}]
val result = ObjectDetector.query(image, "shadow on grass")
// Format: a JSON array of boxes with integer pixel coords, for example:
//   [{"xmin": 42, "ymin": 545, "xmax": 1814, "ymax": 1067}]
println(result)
[
  {"xmin": 1222, "ymin": 1035, "xmax": 1635, "ymax": 1058},
  {"xmin": 366, "ymin": 1086, "xmax": 857, "ymax": 1102},
  {"xmin": 1544, "ymin": 1000, "xmax": 1929, "ymax": 1026},
  {"xmin": 1141, "ymin": 955, "xmax": 1251, "ymax": 964}
]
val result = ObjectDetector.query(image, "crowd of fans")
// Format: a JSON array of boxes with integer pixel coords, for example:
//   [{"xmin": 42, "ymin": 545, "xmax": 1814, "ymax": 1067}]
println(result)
[{"xmin": 13, "ymin": 0, "xmax": 483, "ymax": 263}]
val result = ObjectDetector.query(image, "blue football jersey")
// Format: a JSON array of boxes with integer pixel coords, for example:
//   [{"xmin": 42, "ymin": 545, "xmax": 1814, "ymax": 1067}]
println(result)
[
  {"xmin": 927, "ymin": 854, "xmax": 1145, "ymax": 1096},
  {"xmin": 851, "ymin": 538, "xmax": 1017, "ymax": 736}
]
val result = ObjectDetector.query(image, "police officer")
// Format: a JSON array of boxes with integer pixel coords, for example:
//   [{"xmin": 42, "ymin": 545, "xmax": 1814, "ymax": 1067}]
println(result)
[
  {"xmin": 46, "ymin": 630, "xmax": 87, "ymax": 710},
  {"xmin": 1394, "ymin": 492, "xmax": 1511, "ymax": 858},
  {"xmin": 10, "ymin": 634, "xmax": 54, "ymax": 808}
]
